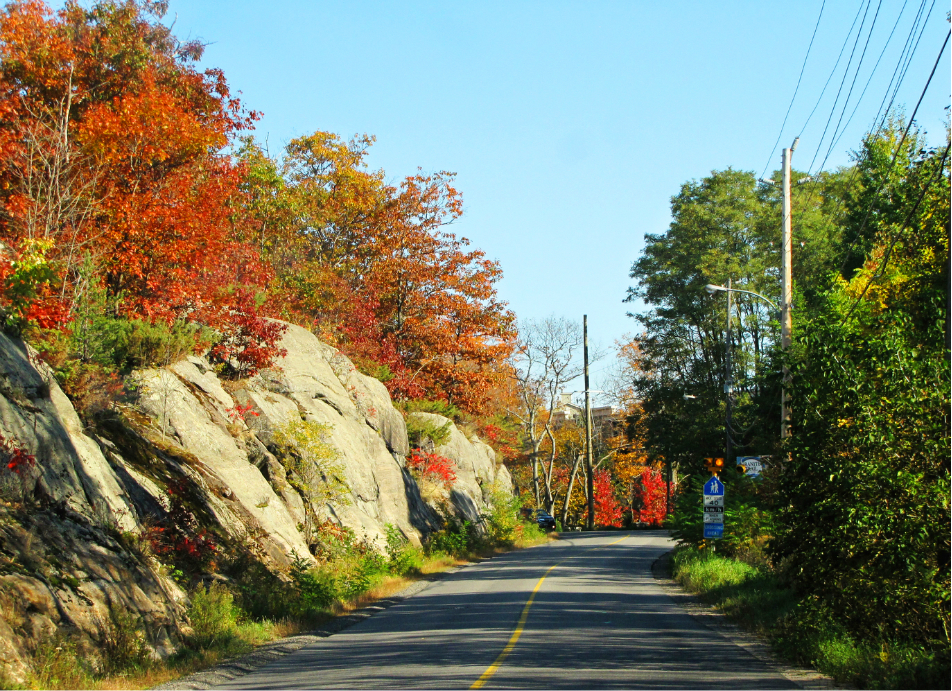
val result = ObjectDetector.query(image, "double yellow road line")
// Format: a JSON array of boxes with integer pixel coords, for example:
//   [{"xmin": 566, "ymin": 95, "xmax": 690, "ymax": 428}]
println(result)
[{"xmin": 470, "ymin": 535, "xmax": 630, "ymax": 689}]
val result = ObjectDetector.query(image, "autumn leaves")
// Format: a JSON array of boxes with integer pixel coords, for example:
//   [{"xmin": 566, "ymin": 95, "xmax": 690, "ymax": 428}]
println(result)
[{"xmin": 0, "ymin": 1, "xmax": 514, "ymax": 409}]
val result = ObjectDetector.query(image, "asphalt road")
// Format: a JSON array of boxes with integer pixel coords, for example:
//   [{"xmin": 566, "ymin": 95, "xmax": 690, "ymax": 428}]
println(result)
[{"xmin": 219, "ymin": 532, "xmax": 799, "ymax": 689}]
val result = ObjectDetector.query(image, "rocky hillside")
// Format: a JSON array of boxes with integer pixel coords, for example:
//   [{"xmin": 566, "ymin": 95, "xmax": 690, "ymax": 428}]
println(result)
[{"xmin": 0, "ymin": 321, "xmax": 511, "ymax": 682}]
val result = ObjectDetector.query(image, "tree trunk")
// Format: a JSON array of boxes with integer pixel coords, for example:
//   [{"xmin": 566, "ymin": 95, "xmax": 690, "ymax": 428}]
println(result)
[{"xmin": 560, "ymin": 452, "xmax": 583, "ymax": 528}]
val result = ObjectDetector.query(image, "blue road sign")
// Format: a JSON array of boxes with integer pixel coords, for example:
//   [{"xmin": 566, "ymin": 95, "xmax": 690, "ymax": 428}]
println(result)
[
  {"xmin": 703, "ymin": 476, "xmax": 724, "ymax": 496},
  {"xmin": 704, "ymin": 524, "xmax": 724, "ymax": 539}
]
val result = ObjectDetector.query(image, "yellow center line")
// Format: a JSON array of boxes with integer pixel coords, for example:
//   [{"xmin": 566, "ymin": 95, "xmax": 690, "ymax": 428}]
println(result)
[{"xmin": 469, "ymin": 535, "xmax": 630, "ymax": 689}]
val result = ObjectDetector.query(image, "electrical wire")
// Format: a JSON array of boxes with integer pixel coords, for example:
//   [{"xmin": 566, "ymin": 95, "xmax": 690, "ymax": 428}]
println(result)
[
  {"xmin": 806, "ymin": 0, "xmax": 875, "ymax": 174},
  {"xmin": 834, "ymin": 27, "xmax": 950, "ymax": 285},
  {"xmin": 827, "ymin": 0, "xmax": 912, "ymax": 155},
  {"xmin": 878, "ymin": 0, "xmax": 935, "ymax": 132},
  {"xmin": 814, "ymin": 0, "xmax": 885, "ymax": 173},
  {"xmin": 787, "ymin": 0, "xmax": 935, "ymax": 280},
  {"xmin": 797, "ymin": 0, "xmax": 869, "ymax": 138},
  {"xmin": 825, "ymin": 0, "xmax": 932, "ymax": 276},
  {"xmin": 791, "ymin": 0, "xmax": 903, "ymax": 223},
  {"xmin": 870, "ymin": 0, "xmax": 931, "ymax": 134},
  {"xmin": 843, "ymin": 139, "xmax": 950, "ymax": 321},
  {"xmin": 759, "ymin": 0, "xmax": 827, "ymax": 181}
]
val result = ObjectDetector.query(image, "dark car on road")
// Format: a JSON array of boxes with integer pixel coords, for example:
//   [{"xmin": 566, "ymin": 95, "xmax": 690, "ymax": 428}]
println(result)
[{"xmin": 535, "ymin": 510, "xmax": 557, "ymax": 531}]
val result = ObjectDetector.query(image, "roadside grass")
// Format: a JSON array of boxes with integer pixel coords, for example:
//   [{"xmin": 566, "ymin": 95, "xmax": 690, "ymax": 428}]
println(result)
[
  {"xmin": 670, "ymin": 545, "xmax": 950, "ymax": 690},
  {"xmin": 11, "ymin": 525, "xmax": 554, "ymax": 691}
]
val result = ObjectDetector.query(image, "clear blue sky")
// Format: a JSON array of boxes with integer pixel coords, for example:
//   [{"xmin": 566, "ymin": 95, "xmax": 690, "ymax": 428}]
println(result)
[{"xmin": 154, "ymin": 2, "xmax": 950, "ymax": 395}]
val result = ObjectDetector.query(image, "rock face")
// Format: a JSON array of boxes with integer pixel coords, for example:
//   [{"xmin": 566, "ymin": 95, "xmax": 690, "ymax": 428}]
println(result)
[
  {"xmin": 0, "ymin": 334, "xmax": 187, "ymax": 682},
  {"xmin": 0, "ymin": 322, "xmax": 511, "ymax": 682},
  {"xmin": 408, "ymin": 413, "xmax": 513, "ymax": 524}
]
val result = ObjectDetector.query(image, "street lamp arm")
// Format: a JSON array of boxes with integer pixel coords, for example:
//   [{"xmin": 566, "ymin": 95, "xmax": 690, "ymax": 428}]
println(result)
[
  {"xmin": 705, "ymin": 284, "xmax": 778, "ymax": 311},
  {"xmin": 725, "ymin": 288, "xmax": 778, "ymax": 311}
]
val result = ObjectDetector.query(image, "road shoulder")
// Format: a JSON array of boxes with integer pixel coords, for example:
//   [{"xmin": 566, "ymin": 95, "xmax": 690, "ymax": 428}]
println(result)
[
  {"xmin": 152, "ymin": 566, "xmax": 466, "ymax": 690},
  {"xmin": 651, "ymin": 551, "xmax": 843, "ymax": 690}
]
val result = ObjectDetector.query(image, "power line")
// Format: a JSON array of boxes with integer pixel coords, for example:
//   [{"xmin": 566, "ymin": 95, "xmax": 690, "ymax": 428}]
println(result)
[
  {"xmin": 842, "ymin": 140, "xmax": 950, "ymax": 320},
  {"xmin": 792, "ymin": 0, "xmax": 911, "ymax": 235},
  {"xmin": 871, "ymin": 0, "xmax": 932, "ymax": 133},
  {"xmin": 787, "ymin": 0, "xmax": 934, "ymax": 278},
  {"xmin": 813, "ymin": 0, "xmax": 933, "ymax": 277},
  {"xmin": 759, "ymin": 0, "xmax": 827, "ymax": 181},
  {"xmin": 814, "ymin": 0, "xmax": 885, "ymax": 173},
  {"xmin": 806, "ymin": 0, "xmax": 876, "ymax": 174},
  {"xmin": 828, "ymin": 0, "xmax": 912, "ymax": 155},
  {"xmin": 837, "ymin": 30, "xmax": 950, "ymax": 317},
  {"xmin": 797, "ymin": 0, "xmax": 869, "ymax": 138},
  {"xmin": 841, "ymin": 27, "xmax": 949, "ymax": 257}
]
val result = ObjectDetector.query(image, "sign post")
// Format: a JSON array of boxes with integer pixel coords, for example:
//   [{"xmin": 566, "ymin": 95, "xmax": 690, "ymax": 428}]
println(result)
[{"xmin": 703, "ymin": 475, "xmax": 724, "ymax": 539}]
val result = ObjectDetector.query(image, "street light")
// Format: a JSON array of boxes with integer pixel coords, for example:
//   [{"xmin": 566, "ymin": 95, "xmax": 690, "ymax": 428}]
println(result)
[{"xmin": 705, "ymin": 284, "xmax": 779, "ymax": 311}]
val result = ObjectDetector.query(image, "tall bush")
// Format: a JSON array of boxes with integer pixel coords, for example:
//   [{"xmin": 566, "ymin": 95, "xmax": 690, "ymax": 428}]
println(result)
[{"xmin": 771, "ymin": 300, "xmax": 950, "ymax": 646}]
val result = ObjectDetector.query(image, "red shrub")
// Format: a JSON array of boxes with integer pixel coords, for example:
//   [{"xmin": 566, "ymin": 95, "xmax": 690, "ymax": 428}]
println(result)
[
  {"xmin": 0, "ymin": 432, "xmax": 35, "ymax": 474},
  {"xmin": 593, "ymin": 468, "xmax": 624, "ymax": 528},
  {"xmin": 146, "ymin": 479, "xmax": 217, "ymax": 570},
  {"xmin": 634, "ymin": 467, "xmax": 668, "ymax": 526},
  {"xmin": 407, "ymin": 450, "xmax": 457, "ymax": 488}
]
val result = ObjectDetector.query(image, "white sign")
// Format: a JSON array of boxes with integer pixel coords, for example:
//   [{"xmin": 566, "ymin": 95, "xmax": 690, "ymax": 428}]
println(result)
[
  {"xmin": 703, "ymin": 513, "xmax": 724, "ymax": 523},
  {"xmin": 737, "ymin": 456, "xmax": 767, "ymax": 478}
]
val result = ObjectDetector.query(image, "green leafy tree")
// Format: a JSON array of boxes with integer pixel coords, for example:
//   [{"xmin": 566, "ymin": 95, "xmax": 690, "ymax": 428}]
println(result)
[{"xmin": 771, "ymin": 124, "xmax": 950, "ymax": 648}]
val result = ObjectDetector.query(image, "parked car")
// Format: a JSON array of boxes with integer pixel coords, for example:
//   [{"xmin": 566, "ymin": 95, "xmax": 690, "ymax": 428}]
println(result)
[{"xmin": 534, "ymin": 510, "xmax": 557, "ymax": 531}]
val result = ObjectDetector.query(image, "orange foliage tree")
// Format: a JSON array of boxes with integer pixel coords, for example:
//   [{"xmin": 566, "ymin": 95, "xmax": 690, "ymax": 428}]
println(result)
[
  {"xmin": 0, "ymin": 0, "xmax": 282, "ymax": 371},
  {"xmin": 240, "ymin": 133, "xmax": 515, "ymax": 414}
]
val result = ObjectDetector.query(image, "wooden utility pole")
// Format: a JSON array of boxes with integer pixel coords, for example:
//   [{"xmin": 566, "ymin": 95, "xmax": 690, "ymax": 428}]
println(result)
[
  {"xmin": 780, "ymin": 138, "xmax": 797, "ymax": 438},
  {"xmin": 725, "ymin": 277, "xmax": 733, "ymax": 463},
  {"xmin": 584, "ymin": 315, "xmax": 594, "ymax": 530}
]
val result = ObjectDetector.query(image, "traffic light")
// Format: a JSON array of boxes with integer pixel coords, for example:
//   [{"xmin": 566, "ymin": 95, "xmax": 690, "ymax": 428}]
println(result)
[
  {"xmin": 704, "ymin": 457, "xmax": 725, "ymax": 475},
  {"xmin": 735, "ymin": 461, "xmax": 747, "ymax": 474}
]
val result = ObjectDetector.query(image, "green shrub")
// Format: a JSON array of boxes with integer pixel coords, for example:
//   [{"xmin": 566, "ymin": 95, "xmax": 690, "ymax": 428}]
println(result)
[
  {"xmin": 426, "ymin": 517, "xmax": 479, "ymax": 557},
  {"xmin": 397, "ymin": 399, "xmax": 462, "ymax": 420},
  {"xmin": 101, "ymin": 318, "xmax": 212, "ymax": 371},
  {"xmin": 517, "ymin": 519, "xmax": 547, "ymax": 544},
  {"xmin": 272, "ymin": 419, "xmax": 349, "ymax": 513},
  {"xmin": 28, "ymin": 637, "xmax": 95, "ymax": 689},
  {"xmin": 289, "ymin": 554, "xmax": 338, "ymax": 615},
  {"xmin": 671, "ymin": 545, "xmax": 951, "ymax": 689},
  {"xmin": 668, "ymin": 472, "xmax": 774, "ymax": 565},
  {"xmin": 773, "ymin": 305, "xmax": 950, "ymax": 647},
  {"xmin": 405, "ymin": 415, "xmax": 453, "ymax": 448},
  {"xmin": 482, "ymin": 485, "xmax": 524, "ymax": 547},
  {"xmin": 99, "ymin": 604, "xmax": 153, "ymax": 675},
  {"xmin": 187, "ymin": 583, "xmax": 240, "ymax": 649},
  {"xmin": 385, "ymin": 524, "xmax": 423, "ymax": 576},
  {"xmin": 353, "ymin": 357, "xmax": 394, "ymax": 383}
]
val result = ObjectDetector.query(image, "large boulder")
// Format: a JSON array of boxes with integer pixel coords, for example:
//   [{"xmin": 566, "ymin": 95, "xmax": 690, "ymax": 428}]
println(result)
[
  {"xmin": 236, "ymin": 323, "xmax": 433, "ymax": 547},
  {"xmin": 130, "ymin": 363, "xmax": 313, "ymax": 566},
  {"xmin": 0, "ymin": 334, "xmax": 138, "ymax": 530},
  {"xmin": 0, "ymin": 333, "xmax": 187, "ymax": 683}
]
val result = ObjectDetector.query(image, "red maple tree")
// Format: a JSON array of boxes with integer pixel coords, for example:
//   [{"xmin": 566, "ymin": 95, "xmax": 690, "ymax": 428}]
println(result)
[{"xmin": 634, "ymin": 467, "xmax": 668, "ymax": 526}]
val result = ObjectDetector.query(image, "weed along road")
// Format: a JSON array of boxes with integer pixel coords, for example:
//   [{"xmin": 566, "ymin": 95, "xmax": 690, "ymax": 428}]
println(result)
[{"xmin": 219, "ymin": 532, "xmax": 798, "ymax": 689}]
